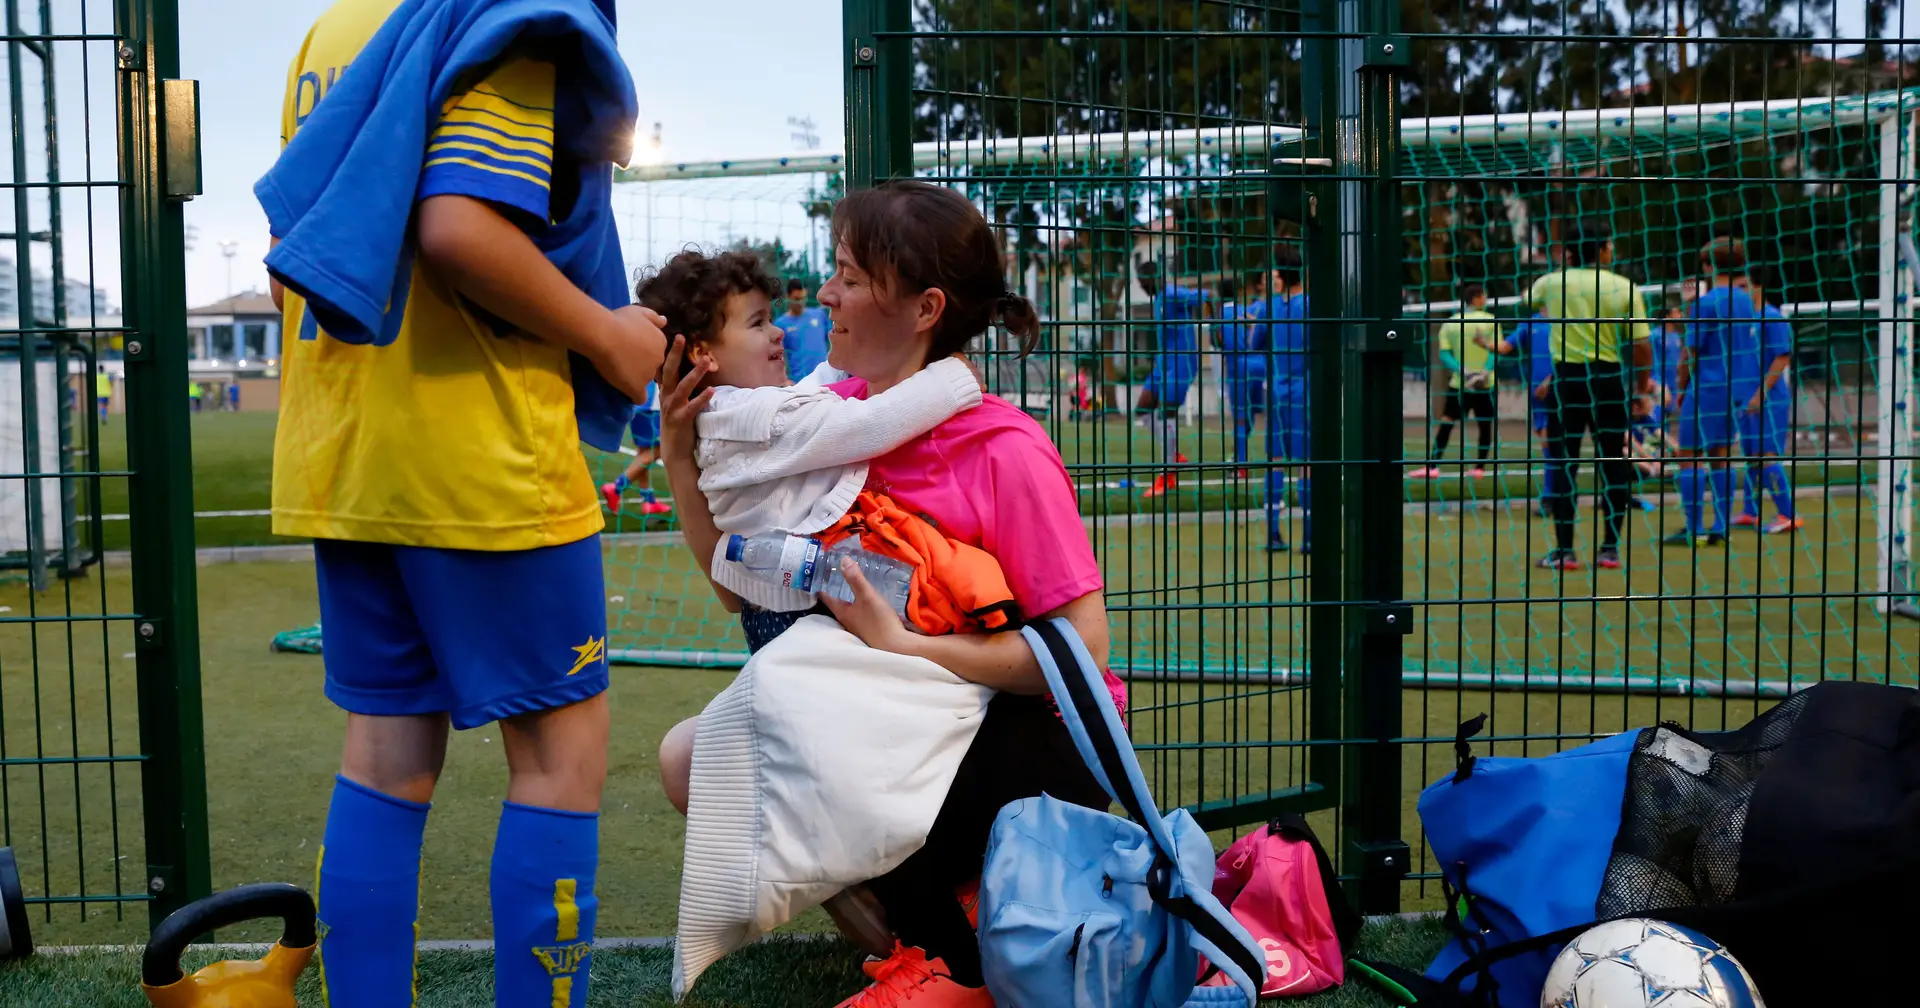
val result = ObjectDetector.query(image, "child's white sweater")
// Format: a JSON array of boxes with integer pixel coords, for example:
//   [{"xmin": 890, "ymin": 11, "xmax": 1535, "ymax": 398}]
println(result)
[{"xmin": 693, "ymin": 357, "xmax": 981, "ymax": 610}]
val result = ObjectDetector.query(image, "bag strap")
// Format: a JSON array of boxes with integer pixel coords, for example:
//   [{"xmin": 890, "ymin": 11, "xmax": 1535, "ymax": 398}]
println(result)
[
  {"xmin": 1270, "ymin": 813, "xmax": 1363, "ymax": 954},
  {"xmin": 1021, "ymin": 619, "xmax": 1267, "ymax": 1005}
]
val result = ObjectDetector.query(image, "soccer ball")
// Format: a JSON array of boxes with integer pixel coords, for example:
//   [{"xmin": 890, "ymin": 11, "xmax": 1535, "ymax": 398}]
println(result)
[{"xmin": 1540, "ymin": 918, "xmax": 1765, "ymax": 1008}]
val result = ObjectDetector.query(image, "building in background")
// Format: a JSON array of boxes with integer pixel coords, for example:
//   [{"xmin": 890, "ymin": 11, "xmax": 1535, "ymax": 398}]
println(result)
[{"xmin": 185, "ymin": 291, "xmax": 281, "ymax": 364}]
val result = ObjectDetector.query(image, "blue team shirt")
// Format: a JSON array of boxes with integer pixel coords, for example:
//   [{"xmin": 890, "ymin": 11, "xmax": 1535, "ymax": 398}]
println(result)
[
  {"xmin": 775, "ymin": 306, "xmax": 831, "ymax": 383},
  {"xmin": 1758, "ymin": 303, "xmax": 1793, "ymax": 371},
  {"xmin": 1505, "ymin": 314, "xmax": 1555, "ymax": 388},
  {"xmin": 1219, "ymin": 301, "xmax": 1266, "ymax": 380},
  {"xmin": 1650, "ymin": 328, "xmax": 1685, "ymax": 394},
  {"xmin": 1261, "ymin": 293, "xmax": 1311, "ymax": 391},
  {"xmin": 1684, "ymin": 286, "xmax": 1762, "ymax": 396},
  {"xmin": 1156, "ymin": 285, "xmax": 1209, "ymax": 351}
]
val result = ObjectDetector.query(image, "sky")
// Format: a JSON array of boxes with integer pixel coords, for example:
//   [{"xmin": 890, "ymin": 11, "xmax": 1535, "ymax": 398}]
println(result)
[{"xmin": 175, "ymin": 0, "xmax": 846, "ymax": 307}]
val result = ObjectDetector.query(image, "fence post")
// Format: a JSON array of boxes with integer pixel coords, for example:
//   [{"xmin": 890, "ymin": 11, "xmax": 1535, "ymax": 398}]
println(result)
[
  {"xmin": 1306, "ymin": 0, "xmax": 1411, "ymax": 914},
  {"xmin": 117, "ymin": 0, "xmax": 213, "ymax": 927},
  {"xmin": 844, "ymin": 0, "xmax": 912, "ymax": 190}
]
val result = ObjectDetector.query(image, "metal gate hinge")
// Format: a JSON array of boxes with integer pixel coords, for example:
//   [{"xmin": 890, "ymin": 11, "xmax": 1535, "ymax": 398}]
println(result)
[
  {"xmin": 1346, "ymin": 322, "xmax": 1406, "ymax": 353},
  {"xmin": 1362, "ymin": 35, "xmax": 1410, "ymax": 70},
  {"xmin": 1362, "ymin": 604, "xmax": 1414, "ymax": 637},
  {"xmin": 135, "ymin": 618, "xmax": 165, "ymax": 652},
  {"xmin": 1349, "ymin": 840, "xmax": 1411, "ymax": 880}
]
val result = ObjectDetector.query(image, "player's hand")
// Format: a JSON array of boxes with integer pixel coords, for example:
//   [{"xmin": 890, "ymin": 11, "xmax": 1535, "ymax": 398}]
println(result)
[
  {"xmin": 1631, "ymin": 395, "xmax": 1652, "ymax": 420},
  {"xmin": 657, "ymin": 335, "xmax": 715, "ymax": 462},
  {"xmin": 1744, "ymin": 392, "xmax": 1763, "ymax": 416},
  {"xmin": 588, "ymin": 305, "xmax": 669, "ymax": 402},
  {"xmin": 821, "ymin": 558, "xmax": 913, "ymax": 653},
  {"xmin": 1532, "ymin": 377, "xmax": 1552, "ymax": 402}
]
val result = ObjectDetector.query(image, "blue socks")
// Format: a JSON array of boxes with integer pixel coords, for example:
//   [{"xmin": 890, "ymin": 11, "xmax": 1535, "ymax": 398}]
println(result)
[
  {"xmin": 1747, "ymin": 464, "xmax": 1794, "ymax": 520},
  {"xmin": 491, "ymin": 802, "xmax": 600, "ymax": 1008},
  {"xmin": 1299, "ymin": 477, "xmax": 1312, "ymax": 542},
  {"xmin": 316, "ymin": 776, "xmax": 429, "ymax": 1008},
  {"xmin": 1233, "ymin": 420, "xmax": 1251, "ymax": 466},
  {"xmin": 1707, "ymin": 467, "xmax": 1733, "ymax": 535},
  {"xmin": 1267, "ymin": 471, "xmax": 1285, "ymax": 544},
  {"xmin": 612, "ymin": 474, "xmax": 630, "ymax": 494},
  {"xmin": 1741, "ymin": 466, "xmax": 1762, "ymax": 519},
  {"xmin": 1677, "ymin": 467, "xmax": 1707, "ymax": 535},
  {"xmin": 1761, "ymin": 463, "xmax": 1794, "ymax": 519}
]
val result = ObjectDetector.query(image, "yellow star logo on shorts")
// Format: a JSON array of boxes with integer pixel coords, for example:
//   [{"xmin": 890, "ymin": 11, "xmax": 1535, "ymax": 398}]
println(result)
[{"xmin": 566, "ymin": 637, "xmax": 605, "ymax": 677}]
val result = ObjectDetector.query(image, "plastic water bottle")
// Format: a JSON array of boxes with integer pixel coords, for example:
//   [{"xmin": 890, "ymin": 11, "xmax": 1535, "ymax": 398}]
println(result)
[{"xmin": 724, "ymin": 533, "xmax": 914, "ymax": 620}]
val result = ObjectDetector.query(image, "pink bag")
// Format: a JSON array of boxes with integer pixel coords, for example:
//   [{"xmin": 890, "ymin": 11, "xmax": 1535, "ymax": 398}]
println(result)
[{"xmin": 1199, "ymin": 815, "xmax": 1360, "ymax": 998}]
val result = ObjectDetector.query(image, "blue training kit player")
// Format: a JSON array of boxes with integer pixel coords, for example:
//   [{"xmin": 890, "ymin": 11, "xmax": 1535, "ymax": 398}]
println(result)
[
  {"xmin": 1736, "ymin": 298, "xmax": 1799, "ymax": 532},
  {"xmin": 1137, "ymin": 261, "xmax": 1210, "ymax": 497},
  {"xmin": 602, "ymin": 383, "xmax": 672, "ymax": 516},
  {"xmin": 1499, "ymin": 313, "xmax": 1561, "ymax": 511},
  {"xmin": 1261, "ymin": 288, "xmax": 1311, "ymax": 552},
  {"xmin": 775, "ymin": 295, "xmax": 830, "ymax": 383},
  {"xmin": 1221, "ymin": 297, "xmax": 1266, "ymax": 466},
  {"xmin": 1673, "ymin": 283, "xmax": 1762, "ymax": 538}
]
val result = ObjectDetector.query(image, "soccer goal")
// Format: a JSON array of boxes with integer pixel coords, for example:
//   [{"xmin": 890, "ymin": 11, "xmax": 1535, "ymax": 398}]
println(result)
[{"xmin": 602, "ymin": 90, "xmax": 1919, "ymax": 677}]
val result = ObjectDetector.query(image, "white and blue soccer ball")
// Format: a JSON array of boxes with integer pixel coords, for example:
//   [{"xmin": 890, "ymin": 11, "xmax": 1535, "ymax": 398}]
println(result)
[{"xmin": 1540, "ymin": 918, "xmax": 1765, "ymax": 1008}]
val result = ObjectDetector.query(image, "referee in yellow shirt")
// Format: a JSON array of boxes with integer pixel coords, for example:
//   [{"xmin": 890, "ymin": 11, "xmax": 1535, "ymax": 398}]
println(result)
[{"xmin": 1526, "ymin": 220, "xmax": 1655, "ymax": 571}]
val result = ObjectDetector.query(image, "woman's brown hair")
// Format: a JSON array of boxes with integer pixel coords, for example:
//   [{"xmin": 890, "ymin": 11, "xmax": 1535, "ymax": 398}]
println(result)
[{"xmin": 830, "ymin": 180, "xmax": 1040, "ymax": 364}]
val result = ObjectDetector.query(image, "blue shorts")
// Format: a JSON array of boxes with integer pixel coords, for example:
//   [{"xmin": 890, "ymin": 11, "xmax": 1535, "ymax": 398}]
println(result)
[
  {"xmin": 1143, "ymin": 351, "xmax": 1200, "ymax": 409},
  {"xmin": 627, "ymin": 409, "xmax": 661, "ymax": 450},
  {"xmin": 1674, "ymin": 393, "xmax": 1738, "ymax": 451},
  {"xmin": 315, "ymin": 536, "xmax": 610, "ymax": 730},
  {"xmin": 1739, "ymin": 397, "xmax": 1791, "ymax": 456},
  {"xmin": 1228, "ymin": 376, "xmax": 1266, "ymax": 419},
  {"xmin": 1265, "ymin": 396, "xmax": 1311, "ymax": 461}
]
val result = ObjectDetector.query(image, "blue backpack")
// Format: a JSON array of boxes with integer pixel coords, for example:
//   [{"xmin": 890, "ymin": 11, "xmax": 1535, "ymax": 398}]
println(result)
[
  {"xmin": 977, "ymin": 619, "xmax": 1266, "ymax": 1008},
  {"xmin": 1417, "ymin": 717, "xmax": 1637, "ymax": 1007}
]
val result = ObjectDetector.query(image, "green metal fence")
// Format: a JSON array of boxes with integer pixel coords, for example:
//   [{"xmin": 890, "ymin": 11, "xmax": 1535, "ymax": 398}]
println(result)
[
  {"xmin": 0, "ymin": 0, "xmax": 207, "ymax": 936},
  {"xmin": 839, "ymin": 0, "xmax": 1920, "ymax": 913}
]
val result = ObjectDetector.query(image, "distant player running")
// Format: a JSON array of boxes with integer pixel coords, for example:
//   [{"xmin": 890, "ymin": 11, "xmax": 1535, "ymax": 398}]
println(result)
[
  {"xmin": 1134, "ymin": 259, "xmax": 1210, "ymax": 497},
  {"xmin": 1731, "ymin": 277, "xmax": 1800, "ymax": 534},
  {"xmin": 1413, "ymin": 283, "xmax": 1499, "ymax": 478},
  {"xmin": 1667, "ymin": 238, "xmax": 1762, "ymax": 548},
  {"xmin": 600, "ymin": 382, "xmax": 674, "ymax": 517},
  {"xmin": 260, "ymin": 3, "xmax": 665, "ymax": 1006}
]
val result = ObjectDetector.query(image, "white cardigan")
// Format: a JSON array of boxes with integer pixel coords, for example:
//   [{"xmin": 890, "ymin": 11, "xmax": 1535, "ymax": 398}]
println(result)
[
  {"xmin": 695, "ymin": 357, "xmax": 981, "ymax": 612},
  {"xmin": 673, "ymin": 614, "xmax": 993, "ymax": 999}
]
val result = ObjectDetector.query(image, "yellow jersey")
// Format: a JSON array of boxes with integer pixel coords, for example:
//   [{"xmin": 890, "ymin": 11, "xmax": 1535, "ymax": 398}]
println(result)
[
  {"xmin": 1437, "ymin": 309, "xmax": 1499, "ymax": 389},
  {"xmin": 271, "ymin": 0, "xmax": 601, "ymax": 551},
  {"xmin": 1526, "ymin": 268, "xmax": 1650, "ymax": 365}
]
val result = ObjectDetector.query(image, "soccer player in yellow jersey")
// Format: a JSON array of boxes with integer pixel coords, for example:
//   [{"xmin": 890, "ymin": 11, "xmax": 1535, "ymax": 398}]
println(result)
[
  {"xmin": 266, "ymin": 2, "xmax": 664, "ymax": 1006},
  {"xmin": 1526, "ymin": 220, "xmax": 1655, "ymax": 571}
]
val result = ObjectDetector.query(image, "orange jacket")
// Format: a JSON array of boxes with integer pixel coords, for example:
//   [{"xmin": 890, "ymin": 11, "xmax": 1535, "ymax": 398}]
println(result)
[{"xmin": 821, "ymin": 491, "xmax": 1022, "ymax": 636}]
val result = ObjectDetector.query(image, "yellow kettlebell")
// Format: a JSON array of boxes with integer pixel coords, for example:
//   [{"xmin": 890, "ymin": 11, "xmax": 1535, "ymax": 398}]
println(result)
[{"xmin": 141, "ymin": 883, "xmax": 316, "ymax": 1008}]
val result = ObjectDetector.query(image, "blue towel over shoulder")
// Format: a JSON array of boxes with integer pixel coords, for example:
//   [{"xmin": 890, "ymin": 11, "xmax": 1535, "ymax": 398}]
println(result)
[{"xmin": 256, "ymin": 0, "xmax": 638, "ymax": 451}]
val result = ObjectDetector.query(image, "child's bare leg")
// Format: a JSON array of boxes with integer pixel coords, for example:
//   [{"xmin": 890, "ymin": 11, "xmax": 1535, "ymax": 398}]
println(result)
[{"xmin": 659, "ymin": 716, "xmax": 697, "ymax": 815}]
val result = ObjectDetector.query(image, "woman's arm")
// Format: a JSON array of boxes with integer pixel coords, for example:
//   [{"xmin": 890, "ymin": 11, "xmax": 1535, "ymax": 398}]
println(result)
[
  {"xmin": 658, "ymin": 338, "xmax": 743, "ymax": 613},
  {"xmin": 821, "ymin": 561, "xmax": 1110, "ymax": 694}
]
